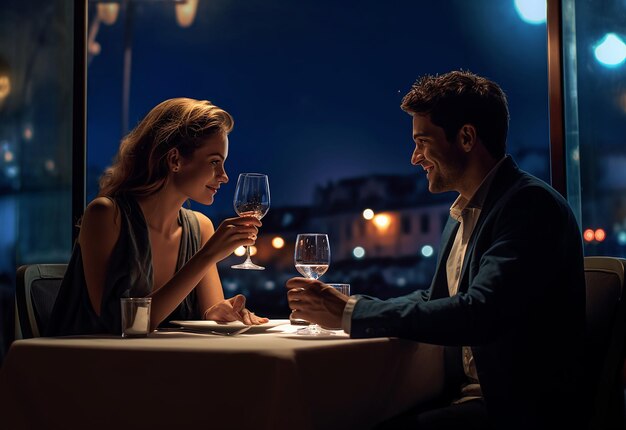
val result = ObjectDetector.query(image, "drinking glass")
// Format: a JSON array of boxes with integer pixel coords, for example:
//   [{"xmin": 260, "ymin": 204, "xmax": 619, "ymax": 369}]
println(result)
[
  {"xmin": 231, "ymin": 173, "xmax": 270, "ymax": 270},
  {"xmin": 293, "ymin": 233, "xmax": 332, "ymax": 335}
]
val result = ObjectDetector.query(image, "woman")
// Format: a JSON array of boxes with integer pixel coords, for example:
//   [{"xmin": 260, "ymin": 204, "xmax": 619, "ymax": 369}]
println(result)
[{"xmin": 47, "ymin": 98, "xmax": 267, "ymax": 335}]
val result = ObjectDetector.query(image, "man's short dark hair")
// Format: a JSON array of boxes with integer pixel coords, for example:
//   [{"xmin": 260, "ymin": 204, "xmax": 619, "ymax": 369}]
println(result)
[{"xmin": 401, "ymin": 70, "xmax": 509, "ymax": 159}]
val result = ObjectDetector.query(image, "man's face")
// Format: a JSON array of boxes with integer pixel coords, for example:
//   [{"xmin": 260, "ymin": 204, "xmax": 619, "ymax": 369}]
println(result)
[{"xmin": 410, "ymin": 114, "xmax": 466, "ymax": 194}]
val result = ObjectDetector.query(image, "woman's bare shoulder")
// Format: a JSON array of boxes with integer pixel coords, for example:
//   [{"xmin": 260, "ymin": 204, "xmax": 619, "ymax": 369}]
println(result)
[
  {"xmin": 79, "ymin": 197, "xmax": 121, "ymax": 243},
  {"xmin": 193, "ymin": 210, "xmax": 215, "ymax": 244},
  {"xmin": 193, "ymin": 210, "xmax": 215, "ymax": 230},
  {"xmin": 83, "ymin": 197, "xmax": 119, "ymax": 223}
]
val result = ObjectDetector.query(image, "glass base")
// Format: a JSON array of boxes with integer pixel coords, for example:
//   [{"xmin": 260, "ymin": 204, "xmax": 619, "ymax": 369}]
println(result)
[
  {"xmin": 231, "ymin": 261, "xmax": 265, "ymax": 270},
  {"xmin": 296, "ymin": 324, "xmax": 335, "ymax": 336}
]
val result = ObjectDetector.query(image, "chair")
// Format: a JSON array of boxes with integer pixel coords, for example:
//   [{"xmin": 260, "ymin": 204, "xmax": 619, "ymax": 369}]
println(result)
[
  {"xmin": 584, "ymin": 256, "xmax": 626, "ymax": 429},
  {"xmin": 14, "ymin": 264, "xmax": 67, "ymax": 339}
]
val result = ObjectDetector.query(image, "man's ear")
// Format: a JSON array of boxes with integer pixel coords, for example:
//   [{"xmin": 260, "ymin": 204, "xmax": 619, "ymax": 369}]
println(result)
[
  {"xmin": 458, "ymin": 124, "xmax": 478, "ymax": 153},
  {"xmin": 167, "ymin": 148, "xmax": 182, "ymax": 172}
]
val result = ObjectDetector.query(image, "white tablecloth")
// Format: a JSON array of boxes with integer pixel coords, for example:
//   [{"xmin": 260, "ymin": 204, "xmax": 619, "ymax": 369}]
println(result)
[{"xmin": 0, "ymin": 324, "xmax": 444, "ymax": 430}]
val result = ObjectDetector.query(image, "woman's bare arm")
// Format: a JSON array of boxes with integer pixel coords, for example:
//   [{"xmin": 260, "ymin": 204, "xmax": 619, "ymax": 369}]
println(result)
[
  {"xmin": 146, "ymin": 214, "xmax": 260, "ymax": 329},
  {"xmin": 78, "ymin": 197, "xmax": 121, "ymax": 316}
]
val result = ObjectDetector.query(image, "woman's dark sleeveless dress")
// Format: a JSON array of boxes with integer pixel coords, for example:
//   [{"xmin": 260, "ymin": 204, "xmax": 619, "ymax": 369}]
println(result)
[{"xmin": 47, "ymin": 195, "xmax": 202, "ymax": 336}]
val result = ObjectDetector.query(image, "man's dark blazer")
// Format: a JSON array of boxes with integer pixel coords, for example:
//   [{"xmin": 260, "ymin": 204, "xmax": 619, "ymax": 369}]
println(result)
[{"xmin": 351, "ymin": 156, "xmax": 586, "ymax": 429}]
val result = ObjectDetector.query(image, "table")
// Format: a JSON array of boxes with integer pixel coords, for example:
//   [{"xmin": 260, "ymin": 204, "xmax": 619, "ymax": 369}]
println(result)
[{"xmin": 0, "ymin": 325, "xmax": 444, "ymax": 430}]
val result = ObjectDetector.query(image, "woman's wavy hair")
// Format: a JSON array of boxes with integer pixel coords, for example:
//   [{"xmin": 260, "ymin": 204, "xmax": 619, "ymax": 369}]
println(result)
[
  {"xmin": 401, "ymin": 70, "xmax": 509, "ymax": 160},
  {"xmin": 98, "ymin": 98, "xmax": 234, "ymax": 198}
]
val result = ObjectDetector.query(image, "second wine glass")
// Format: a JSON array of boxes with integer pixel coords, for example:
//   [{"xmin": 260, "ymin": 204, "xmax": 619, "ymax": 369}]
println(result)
[
  {"xmin": 231, "ymin": 173, "xmax": 270, "ymax": 270},
  {"xmin": 292, "ymin": 233, "xmax": 332, "ymax": 335}
]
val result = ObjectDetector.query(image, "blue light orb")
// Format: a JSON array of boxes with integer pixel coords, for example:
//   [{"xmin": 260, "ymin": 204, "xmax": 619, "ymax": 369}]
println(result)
[
  {"xmin": 594, "ymin": 33, "xmax": 626, "ymax": 67},
  {"xmin": 617, "ymin": 231, "xmax": 626, "ymax": 246},
  {"xmin": 421, "ymin": 245, "xmax": 434, "ymax": 258},
  {"xmin": 353, "ymin": 246, "xmax": 365, "ymax": 259},
  {"xmin": 514, "ymin": 0, "xmax": 546, "ymax": 25}
]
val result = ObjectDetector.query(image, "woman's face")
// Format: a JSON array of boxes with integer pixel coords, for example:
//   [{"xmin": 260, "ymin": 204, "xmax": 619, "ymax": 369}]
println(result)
[{"xmin": 172, "ymin": 132, "xmax": 229, "ymax": 205}]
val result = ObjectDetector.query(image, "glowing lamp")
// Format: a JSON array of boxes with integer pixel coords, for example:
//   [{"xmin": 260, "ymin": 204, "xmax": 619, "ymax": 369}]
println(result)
[
  {"xmin": 362, "ymin": 209, "xmax": 374, "ymax": 220},
  {"xmin": 373, "ymin": 214, "xmax": 391, "ymax": 229},
  {"xmin": 234, "ymin": 246, "xmax": 246, "ymax": 256},
  {"xmin": 175, "ymin": 0, "xmax": 199, "ymax": 28},
  {"xmin": 583, "ymin": 229, "xmax": 595, "ymax": 242},
  {"xmin": 272, "ymin": 237, "xmax": 285, "ymax": 249},
  {"xmin": 0, "ymin": 76, "xmax": 10, "ymax": 101},
  {"xmin": 594, "ymin": 229, "xmax": 606, "ymax": 242},
  {"xmin": 97, "ymin": 3, "xmax": 120, "ymax": 25}
]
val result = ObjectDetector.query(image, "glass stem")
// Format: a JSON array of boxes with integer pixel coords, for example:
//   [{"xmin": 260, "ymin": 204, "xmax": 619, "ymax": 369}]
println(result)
[{"xmin": 244, "ymin": 245, "xmax": 252, "ymax": 262}]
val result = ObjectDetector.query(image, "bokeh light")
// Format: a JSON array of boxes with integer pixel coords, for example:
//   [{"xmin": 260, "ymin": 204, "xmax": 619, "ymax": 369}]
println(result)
[
  {"xmin": 373, "ymin": 214, "xmax": 391, "ymax": 229},
  {"xmin": 594, "ymin": 33, "xmax": 626, "ymax": 67},
  {"xmin": 272, "ymin": 236, "xmax": 285, "ymax": 249},
  {"xmin": 514, "ymin": 0, "xmax": 546, "ymax": 25},
  {"xmin": 353, "ymin": 246, "xmax": 365, "ymax": 259},
  {"xmin": 594, "ymin": 228, "xmax": 606, "ymax": 242}
]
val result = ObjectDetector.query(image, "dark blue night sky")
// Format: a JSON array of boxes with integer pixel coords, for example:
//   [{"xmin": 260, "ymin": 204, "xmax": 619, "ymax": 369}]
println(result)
[{"xmin": 86, "ymin": 0, "xmax": 549, "ymax": 216}]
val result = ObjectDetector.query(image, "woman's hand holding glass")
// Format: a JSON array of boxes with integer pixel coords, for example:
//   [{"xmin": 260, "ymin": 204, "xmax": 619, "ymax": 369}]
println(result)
[
  {"xmin": 231, "ymin": 173, "xmax": 270, "ymax": 270},
  {"xmin": 201, "ymin": 216, "xmax": 261, "ymax": 264}
]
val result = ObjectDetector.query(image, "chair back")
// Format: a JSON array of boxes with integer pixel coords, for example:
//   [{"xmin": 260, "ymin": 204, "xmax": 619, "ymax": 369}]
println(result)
[
  {"xmin": 584, "ymin": 256, "xmax": 626, "ymax": 429},
  {"xmin": 15, "ymin": 264, "xmax": 67, "ymax": 339}
]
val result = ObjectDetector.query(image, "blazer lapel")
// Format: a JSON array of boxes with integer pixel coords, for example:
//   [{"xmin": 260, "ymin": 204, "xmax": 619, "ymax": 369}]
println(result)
[{"xmin": 457, "ymin": 156, "xmax": 521, "ymax": 293}]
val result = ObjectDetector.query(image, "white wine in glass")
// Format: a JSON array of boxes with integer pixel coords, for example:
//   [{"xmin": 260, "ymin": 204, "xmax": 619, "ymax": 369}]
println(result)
[
  {"xmin": 231, "ymin": 173, "xmax": 270, "ymax": 270},
  {"xmin": 292, "ymin": 233, "xmax": 331, "ymax": 334}
]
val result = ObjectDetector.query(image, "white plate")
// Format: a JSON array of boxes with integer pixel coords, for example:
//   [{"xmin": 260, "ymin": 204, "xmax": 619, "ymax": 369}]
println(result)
[{"xmin": 169, "ymin": 319, "xmax": 291, "ymax": 334}]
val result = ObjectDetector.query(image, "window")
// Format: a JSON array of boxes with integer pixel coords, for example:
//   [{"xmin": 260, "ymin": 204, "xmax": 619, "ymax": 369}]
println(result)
[
  {"xmin": 561, "ymin": 0, "xmax": 626, "ymax": 258},
  {"xmin": 84, "ymin": 0, "xmax": 550, "ymax": 315},
  {"xmin": 0, "ymin": 0, "xmax": 77, "ymax": 360}
]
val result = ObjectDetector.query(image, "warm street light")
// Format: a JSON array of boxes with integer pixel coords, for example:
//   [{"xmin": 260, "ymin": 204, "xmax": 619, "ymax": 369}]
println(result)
[
  {"xmin": 272, "ymin": 236, "xmax": 285, "ymax": 249},
  {"xmin": 0, "ymin": 76, "xmax": 10, "ymax": 102},
  {"xmin": 373, "ymin": 213, "xmax": 391, "ymax": 230},
  {"xmin": 98, "ymin": 3, "xmax": 120, "ymax": 25},
  {"xmin": 175, "ymin": 0, "xmax": 199, "ymax": 28},
  {"xmin": 0, "ymin": 56, "xmax": 10, "ymax": 107}
]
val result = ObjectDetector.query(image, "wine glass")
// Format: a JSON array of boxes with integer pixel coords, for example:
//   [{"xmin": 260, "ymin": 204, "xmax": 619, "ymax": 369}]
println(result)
[
  {"xmin": 292, "ymin": 233, "xmax": 332, "ymax": 335},
  {"xmin": 231, "ymin": 173, "xmax": 270, "ymax": 270}
]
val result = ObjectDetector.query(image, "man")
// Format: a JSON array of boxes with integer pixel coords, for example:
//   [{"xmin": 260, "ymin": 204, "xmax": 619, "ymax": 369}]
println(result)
[{"xmin": 286, "ymin": 71, "xmax": 585, "ymax": 429}]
